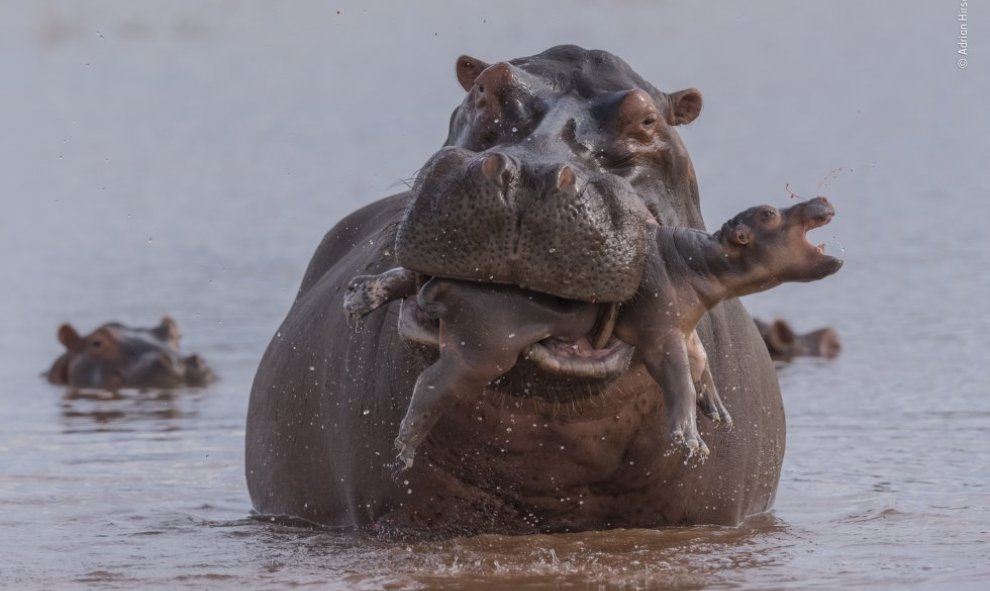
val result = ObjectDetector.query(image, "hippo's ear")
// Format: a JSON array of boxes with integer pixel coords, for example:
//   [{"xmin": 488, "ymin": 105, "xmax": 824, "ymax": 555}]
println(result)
[
  {"xmin": 456, "ymin": 55, "xmax": 490, "ymax": 92},
  {"xmin": 767, "ymin": 319, "xmax": 796, "ymax": 351},
  {"xmin": 667, "ymin": 88, "xmax": 703, "ymax": 126},
  {"xmin": 154, "ymin": 316, "xmax": 182, "ymax": 348},
  {"xmin": 728, "ymin": 224, "xmax": 752, "ymax": 246},
  {"xmin": 57, "ymin": 324, "xmax": 81, "ymax": 350}
]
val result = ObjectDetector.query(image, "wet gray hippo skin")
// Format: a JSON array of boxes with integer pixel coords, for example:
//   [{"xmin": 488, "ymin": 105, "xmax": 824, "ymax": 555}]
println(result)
[
  {"xmin": 755, "ymin": 317, "xmax": 842, "ymax": 362},
  {"xmin": 47, "ymin": 317, "xmax": 214, "ymax": 391},
  {"xmin": 349, "ymin": 198, "xmax": 841, "ymax": 468},
  {"xmin": 247, "ymin": 45, "xmax": 807, "ymax": 534}
]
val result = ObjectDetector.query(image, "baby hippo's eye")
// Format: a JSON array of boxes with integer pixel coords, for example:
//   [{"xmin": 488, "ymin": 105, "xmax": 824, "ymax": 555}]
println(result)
[{"xmin": 760, "ymin": 208, "xmax": 778, "ymax": 222}]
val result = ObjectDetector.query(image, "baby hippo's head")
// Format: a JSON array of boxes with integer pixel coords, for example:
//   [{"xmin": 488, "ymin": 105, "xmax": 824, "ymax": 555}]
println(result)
[{"xmin": 717, "ymin": 197, "xmax": 843, "ymax": 284}]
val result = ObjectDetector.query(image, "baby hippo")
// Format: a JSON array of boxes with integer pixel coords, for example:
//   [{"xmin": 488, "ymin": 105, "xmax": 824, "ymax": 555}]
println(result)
[
  {"xmin": 46, "ymin": 316, "xmax": 214, "ymax": 391},
  {"xmin": 346, "ymin": 197, "xmax": 842, "ymax": 469}
]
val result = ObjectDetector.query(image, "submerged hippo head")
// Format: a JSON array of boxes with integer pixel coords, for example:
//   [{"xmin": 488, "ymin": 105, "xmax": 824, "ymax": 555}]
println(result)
[
  {"xmin": 395, "ymin": 45, "xmax": 705, "ymax": 303},
  {"xmin": 756, "ymin": 318, "xmax": 842, "ymax": 362},
  {"xmin": 46, "ymin": 317, "xmax": 214, "ymax": 391}
]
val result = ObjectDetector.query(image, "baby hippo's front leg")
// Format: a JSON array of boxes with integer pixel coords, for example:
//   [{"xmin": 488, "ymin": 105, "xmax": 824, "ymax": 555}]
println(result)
[
  {"xmin": 343, "ymin": 267, "xmax": 418, "ymax": 320},
  {"xmin": 394, "ymin": 345, "xmax": 497, "ymax": 472}
]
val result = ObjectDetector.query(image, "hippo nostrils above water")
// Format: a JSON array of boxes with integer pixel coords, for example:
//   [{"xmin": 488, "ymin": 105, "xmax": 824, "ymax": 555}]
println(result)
[
  {"xmin": 46, "ymin": 317, "xmax": 214, "ymax": 391},
  {"xmin": 247, "ymin": 45, "xmax": 833, "ymax": 534}
]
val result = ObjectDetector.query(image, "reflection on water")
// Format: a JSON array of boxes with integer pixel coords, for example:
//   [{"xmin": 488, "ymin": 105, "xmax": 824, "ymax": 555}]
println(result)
[
  {"xmin": 1, "ymin": 0, "xmax": 988, "ymax": 589},
  {"xmin": 58, "ymin": 388, "xmax": 206, "ymax": 432}
]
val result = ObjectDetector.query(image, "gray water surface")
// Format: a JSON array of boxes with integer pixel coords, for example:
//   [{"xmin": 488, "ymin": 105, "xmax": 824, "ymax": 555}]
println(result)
[{"xmin": 1, "ymin": 1, "xmax": 988, "ymax": 589}]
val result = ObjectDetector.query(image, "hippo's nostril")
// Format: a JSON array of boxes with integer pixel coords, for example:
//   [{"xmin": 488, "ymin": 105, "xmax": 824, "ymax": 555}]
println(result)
[
  {"xmin": 555, "ymin": 166, "xmax": 576, "ymax": 191},
  {"xmin": 481, "ymin": 153, "xmax": 508, "ymax": 180},
  {"xmin": 482, "ymin": 153, "xmax": 515, "ymax": 195}
]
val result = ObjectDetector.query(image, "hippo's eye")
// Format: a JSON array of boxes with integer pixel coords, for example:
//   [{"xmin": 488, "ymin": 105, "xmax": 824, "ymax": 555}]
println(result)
[
  {"xmin": 91, "ymin": 340, "xmax": 102, "ymax": 349},
  {"xmin": 642, "ymin": 116, "xmax": 657, "ymax": 128},
  {"xmin": 761, "ymin": 209, "xmax": 777, "ymax": 222}
]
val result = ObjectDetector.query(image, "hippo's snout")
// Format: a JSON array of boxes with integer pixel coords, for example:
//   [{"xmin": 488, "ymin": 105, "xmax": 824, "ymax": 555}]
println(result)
[
  {"xmin": 183, "ymin": 354, "xmax": 215, "ymax": 387},
  {"xmin": 786, "ymin": 196, "xmax": 835, "ymax": 228},
  {"xmin": 395, "ymin": 147, "xmax": 649, "ymax": 303}
]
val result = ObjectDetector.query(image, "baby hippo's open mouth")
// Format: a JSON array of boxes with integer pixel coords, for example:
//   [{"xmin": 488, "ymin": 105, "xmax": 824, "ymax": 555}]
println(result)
[
  {"xmin": 791, "ymin": 197, "xmax": 843, "ymax": 275},
  {"xmin": 398, "ymin": 293, "xmax": 634, "ymax": 380},
  {"xmin": 805, "ymin": 207, "xmax": 833, "ymax": 254}
]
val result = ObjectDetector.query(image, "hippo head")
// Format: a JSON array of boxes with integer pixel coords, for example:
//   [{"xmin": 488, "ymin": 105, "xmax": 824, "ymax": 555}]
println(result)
[
  {"xmin": 715, "ymin": 196, "xmax": 844, "ymax": 290},
  {"xmin": 758, "ymin": 318, "xmax": 842, "ymax": 363},
  {"xmin": 46, "ymin": 317, "xmax": 214, "ymax": 391},
  {"xmin": 395, "ymin": 45, "xmax": 704, "ymax": 303}
]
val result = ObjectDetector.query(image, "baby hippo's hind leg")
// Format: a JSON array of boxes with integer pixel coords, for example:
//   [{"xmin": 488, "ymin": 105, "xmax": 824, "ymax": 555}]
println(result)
[
  {"xmin": 687, "ymin": 330, "xmax": 732, "ymax": 426},
  {"xmin": 641, "ymin": 333, "xmax": 710, "ymax": 460},
  {"xmin": 343, "ymin": 267, "xmax": 418, "ymax": 320}
]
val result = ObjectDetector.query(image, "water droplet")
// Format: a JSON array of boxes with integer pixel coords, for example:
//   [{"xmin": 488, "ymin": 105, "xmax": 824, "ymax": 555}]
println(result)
[{"xmin": 362, "ymin": 409, "xmax": 370, "ymax": 415}]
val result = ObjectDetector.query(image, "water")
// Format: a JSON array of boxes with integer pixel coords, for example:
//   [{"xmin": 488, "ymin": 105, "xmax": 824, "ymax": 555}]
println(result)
[{"xmin": 1, "ymin": 1, "xmax": 988, "ymax": 588}]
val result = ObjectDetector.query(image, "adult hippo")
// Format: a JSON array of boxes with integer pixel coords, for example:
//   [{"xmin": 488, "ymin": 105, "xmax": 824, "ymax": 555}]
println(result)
[
  {"xmin": 46, "ymin": 317, "xmax": 214, "ymax": 391},
  {"xmin": 247, "ymin": 45, "xmax": 786, "ymax": 535}
]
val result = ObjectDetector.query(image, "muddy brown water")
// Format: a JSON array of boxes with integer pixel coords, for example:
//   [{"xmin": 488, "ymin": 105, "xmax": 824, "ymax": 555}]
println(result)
[{"xmin": 1, "ymin": 1, "xmax": 988, "ymax": 589}]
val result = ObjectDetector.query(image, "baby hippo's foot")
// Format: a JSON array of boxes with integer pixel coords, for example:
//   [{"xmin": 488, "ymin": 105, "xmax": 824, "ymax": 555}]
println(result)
[
  {"xmin": 696, "ymin": 380, "xmax": 733, "ymax": 428},
  {"xmin": 344, "ymin": 275, "xmax": 393, "ymax": 320},
  {"xmin": 668, "ymin": 422, "xmax": 710, "ymax": 461},
  {"xmin": 392, "ymin": 437, "xmax": 417, "ymax": 479}
]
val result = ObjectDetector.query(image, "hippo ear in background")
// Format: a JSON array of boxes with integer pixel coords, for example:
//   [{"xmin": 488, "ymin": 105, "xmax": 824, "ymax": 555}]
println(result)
[
  {"xmin": 456, "ymin": 54, "xmax": 490, "ymax": 91},
  {"xmin": 153, "ymin": 316, "xmax": 182, "ymax": 348},
  {"xmin": 768, "ymin": 319, "xmax": 797, "ymax": 352},
  {"xmin": 57, "ymin": 323, "xmax": 81, "ymax": 350},
  {"xmin": 666, "ymin": 88, "xmax": 703, "ymax": 126}
]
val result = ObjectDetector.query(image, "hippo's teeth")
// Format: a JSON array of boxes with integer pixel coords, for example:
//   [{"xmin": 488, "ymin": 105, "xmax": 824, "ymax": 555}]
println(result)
[
  {"xmin": 591, "ymin": 303, "xmax": 619, "ymax": 349},
  {"xmin": 817, "ymin": 243, "xmax": 826, "ymax": 254}
]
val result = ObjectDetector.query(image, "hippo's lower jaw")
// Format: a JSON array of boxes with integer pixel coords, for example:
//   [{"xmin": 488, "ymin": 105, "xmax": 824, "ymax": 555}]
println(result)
[
  {"xmin": 522, "ymin": 335, "xmax": 633, "ymax": 379},
  {"xmin": 398, "ymin": 295, "xmax": 634, "ymax": 381}
]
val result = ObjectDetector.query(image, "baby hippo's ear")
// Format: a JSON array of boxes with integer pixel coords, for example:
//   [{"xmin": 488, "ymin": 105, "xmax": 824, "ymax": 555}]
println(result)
[
  {"xmin": 58, "ymin": 324, "xmax": 81, "ymax": 350},
  {"xmin": 728, "ymin": 224, "xmax": 752, "ymax": 246}
]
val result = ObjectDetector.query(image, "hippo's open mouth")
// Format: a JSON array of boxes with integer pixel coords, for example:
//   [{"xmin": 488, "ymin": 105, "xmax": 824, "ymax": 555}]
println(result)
[
  {"xmin": 398, "ymin": 294, "xmax": 634, "ymax": 380},
  {"xmin": 804, "ymin": 209, "xmax": 833, "ymax": 253},
  {"xmin": 798, "ymin": 201, "xmax": 842, "ymax": 268}
]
